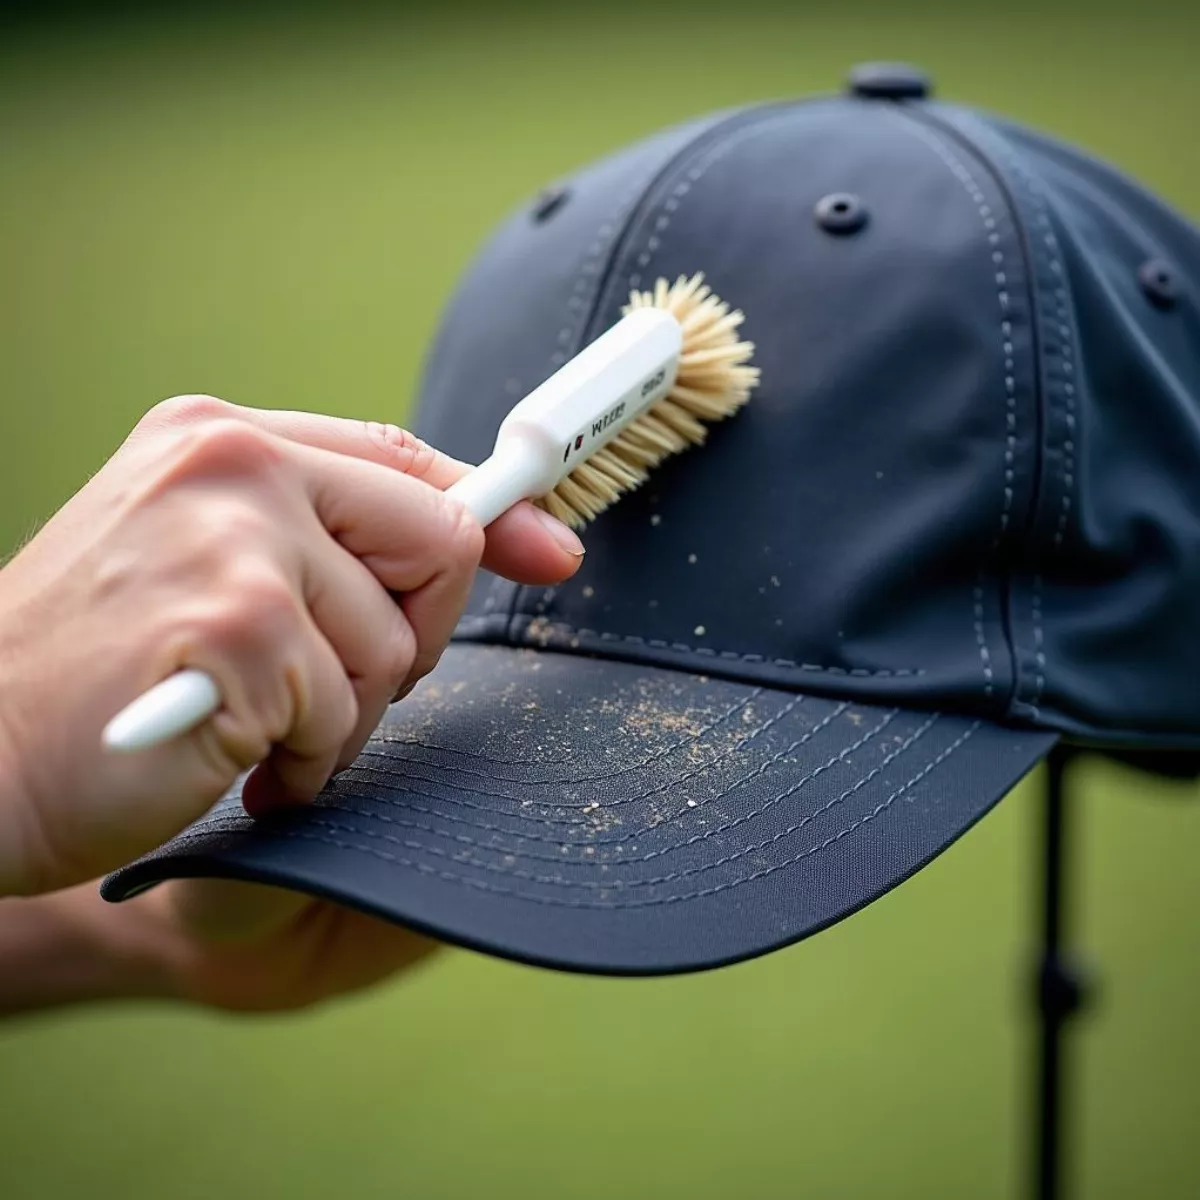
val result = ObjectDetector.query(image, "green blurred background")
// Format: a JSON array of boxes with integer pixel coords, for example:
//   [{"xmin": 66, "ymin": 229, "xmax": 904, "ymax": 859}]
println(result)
[{"xmin": 1, "ymin": 2, "xmax": 1198, "ymax": 1197}]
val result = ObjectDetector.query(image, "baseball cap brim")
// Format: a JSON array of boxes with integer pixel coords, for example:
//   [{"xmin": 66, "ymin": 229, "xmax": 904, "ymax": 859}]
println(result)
[{"xmin": 101, "ymin": 643, "xmax": 1056, "ymax": 975}]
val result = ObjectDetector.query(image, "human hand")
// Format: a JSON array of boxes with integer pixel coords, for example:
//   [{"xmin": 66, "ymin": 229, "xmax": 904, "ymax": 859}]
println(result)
[
  {"xmin": 0, "ymin": 878, "xmax": 444, "ymax": 1017},
  {"xmin": 0, "ymin": 393, "xmax": 584, "ymax": 900}
]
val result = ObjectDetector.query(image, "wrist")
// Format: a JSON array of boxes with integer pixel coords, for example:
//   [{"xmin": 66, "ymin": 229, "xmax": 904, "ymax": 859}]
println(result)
[
  {"xmin": 0, "ymin": 705, "xmax": 37, "ymax": 899},
  {"xmin": 0, "ymin": 605, "xmax": 52, "ymax": 899}
]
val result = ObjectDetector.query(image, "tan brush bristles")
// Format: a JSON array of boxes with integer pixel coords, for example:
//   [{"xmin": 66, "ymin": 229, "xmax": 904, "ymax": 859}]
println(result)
[{"xmin": 534, "ymin": 273, "xmax": 758, "ymax": 529}]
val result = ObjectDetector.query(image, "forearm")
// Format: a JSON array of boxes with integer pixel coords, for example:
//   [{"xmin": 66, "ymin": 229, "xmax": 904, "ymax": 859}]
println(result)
[{"xmin": 0, "ymin": 884, "xmax": 184, "ymax": 1018}]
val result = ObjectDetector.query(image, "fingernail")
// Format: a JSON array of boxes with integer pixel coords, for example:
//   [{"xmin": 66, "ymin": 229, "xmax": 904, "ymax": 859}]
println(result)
[{"xmin": 531, "ymin": 506, "xmax": 585, "ymax": 557}]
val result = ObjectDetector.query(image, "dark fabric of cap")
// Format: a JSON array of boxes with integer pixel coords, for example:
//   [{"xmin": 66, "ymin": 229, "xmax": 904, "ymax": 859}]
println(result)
[{"xmin": 102, "ymin": 66, "xmax": 1200, "ymax": 975}]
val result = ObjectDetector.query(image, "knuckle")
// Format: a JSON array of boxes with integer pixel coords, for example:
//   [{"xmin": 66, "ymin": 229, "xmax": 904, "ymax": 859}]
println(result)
[
  {"xmin": 357, "ymin": 611, "xmax": 416, "ymax": 703},
  {"xmin": 381, "ymin": 617, "xmax": 417, "ymax": 688},
  {"xmin": 333, "ymin": 674, "xmax": 360, "ymax": 743},
  {"xmin": 399, "ymin": 621, "xmax": 444, "ymax": 689},
  {"xmin": 226, "ymin": 565, "xmax": 298, "ymax": 629},
  {"xmin": 145, "ymin": 393, "xmax": 234, "ymax": 430},
  {"xmin": 190, "ymin": 499, "xmax": 271, "ymax": 552},
  {"xmin": 364, "ymin": 422, "xmax": 437, "ymax": 479},
  {"xmin": 190, "ymin": 566, "xmax": 299, "ymax": 655},
  {"xmin": 442, "ymin": 498, "xmax": 486, "ymax": 567},
  {"xmin": 288, "ymin": 653, "xmax": 358, "ymax": 760},
  {"xmin": 170, "ymin": 505, "xmax": 275, "ymax": 580},
  {"xmin": 175, "ymin": 418, "xmax": 282, "ymax": 480},
  {"xmin": 204, "ymin": 717, "xmax": 271, "ymax": 779}
]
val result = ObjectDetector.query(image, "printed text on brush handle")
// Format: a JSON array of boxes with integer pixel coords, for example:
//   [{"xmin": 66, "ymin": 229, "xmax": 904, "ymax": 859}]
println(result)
[{"xmin": 561, "ymin": 367, "xmax": 669, "ymax": 466}]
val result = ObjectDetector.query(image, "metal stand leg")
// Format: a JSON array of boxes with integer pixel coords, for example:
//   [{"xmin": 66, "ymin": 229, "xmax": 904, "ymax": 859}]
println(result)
[{"xmin": 1034, "ymin": 745, "xmax": 1093, "ymax": 1200}]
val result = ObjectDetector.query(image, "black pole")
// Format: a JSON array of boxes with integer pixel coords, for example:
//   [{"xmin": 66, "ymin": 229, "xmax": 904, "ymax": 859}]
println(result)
[{"xmin": 1033, "ymin": 745, "xmax": 1092, "ymax": 1200}]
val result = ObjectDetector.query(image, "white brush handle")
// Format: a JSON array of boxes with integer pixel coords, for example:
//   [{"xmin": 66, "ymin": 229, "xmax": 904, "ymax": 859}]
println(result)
[
  {"xmin": 101, "ymin": 669, "xmax": 222, "ymax": 753},
  {"xmin": 101, "ymin": 306, "xmax": 682, "ymax": 753},
  {"xmin": 442, "ymin": 440, "xmax": 546, "ymax": 527}
]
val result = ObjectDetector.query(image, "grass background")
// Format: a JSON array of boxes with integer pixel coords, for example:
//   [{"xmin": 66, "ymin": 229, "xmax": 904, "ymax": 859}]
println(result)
[{"xmin": 1, "ymin": 2, "xmax": 1199, "ymax": 1196}]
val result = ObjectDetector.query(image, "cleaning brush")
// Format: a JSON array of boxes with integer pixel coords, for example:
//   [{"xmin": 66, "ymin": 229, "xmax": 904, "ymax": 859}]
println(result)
[
  {"xmin": 101, "ymin": 272, "xmax": 758, "ymax": 752},
  {"xmin": 535, "ymin": 273, "xmax": 758, "ymax": 528}
]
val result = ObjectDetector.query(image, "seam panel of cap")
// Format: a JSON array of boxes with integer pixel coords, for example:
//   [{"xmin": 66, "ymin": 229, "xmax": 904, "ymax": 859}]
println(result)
[
  {"xmin": 918, "ymin": 104, "xmax": 1082, "ymax": 730},
  {"xmin": 868, "ymin": 104, "xmax": 1038, "ymax": 719},
  {"xmin": 877, "ymin": 105, "xmax": 1044, "ymax": 718}
]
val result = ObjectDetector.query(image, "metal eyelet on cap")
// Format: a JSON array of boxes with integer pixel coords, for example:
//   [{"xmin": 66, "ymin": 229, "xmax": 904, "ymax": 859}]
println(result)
[
  {"xmin": 532, "ymin": 184, "xmax": 570, "ymax": 223},
  {"xmin": 1138, "ymin": 258, "xmax": 1180, "ymax": 310},
  {"xmin": 815, "ymin": 192, "xmax": 868, "ymax": 235}
]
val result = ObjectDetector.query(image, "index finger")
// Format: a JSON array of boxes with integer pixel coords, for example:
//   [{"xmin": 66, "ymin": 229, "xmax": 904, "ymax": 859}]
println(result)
[{"xmin": 177, "ymin": 400, "xmax": 585, "ymax": 586}]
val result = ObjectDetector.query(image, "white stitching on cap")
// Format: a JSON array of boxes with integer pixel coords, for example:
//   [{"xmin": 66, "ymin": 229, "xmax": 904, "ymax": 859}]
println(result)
[
  {"xmin": 1029, "ymin": 206, "xmax": 1075, "ymax": 713},
  {"xmin": 148, "ymin": 719, "xmax": 982, "ymax": 912},
  {"xmin": 1031, "ymin": 584, "xmax": 1046, "ymax": 708},
  {"xmin": 187, "ymin": 719, "xmax": 979, "ymax": 909},
  {"xmin": 456, "ymin": 614, "xmax": 925, "ymax": 675},
  {"xmin": 315, "ymin": 712, "xmax": 910, "ymax": 888},
  {"xmin": 981, "ymin": 139, "xmax": 1078, "ymax": 717},
  {"xmin": 349, "ymin": 703, "xmax": 862, "ymax": 858},
  {"xmin": 878, "ymin": 111, "xmax": 1018, "ymax": 701},
  {"xmin": 625, "ymin": 111, "xmax": 798, "ymax": 288},
  {"xmin": 373, "ymin": 689, "xmax": 768, "ymax": 781},
  {"xmin": 270, "ymin": 714, "xmax": 933, "ymax": 892},
  {"xmin": 550, "ymin": 218, "xmax": 619, "ymax": 369}
]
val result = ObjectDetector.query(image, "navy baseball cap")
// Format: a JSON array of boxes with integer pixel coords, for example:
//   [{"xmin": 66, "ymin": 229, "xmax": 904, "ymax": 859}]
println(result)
[{"xmin": 102, "ymin": 64, "xmax": 1200, "ymax": 975}]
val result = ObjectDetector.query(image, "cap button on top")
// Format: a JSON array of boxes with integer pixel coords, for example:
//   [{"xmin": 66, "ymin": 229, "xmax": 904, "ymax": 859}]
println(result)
[{"xmin": 846, "ymin": 62, "xmax": 933, "ymax": 101}]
